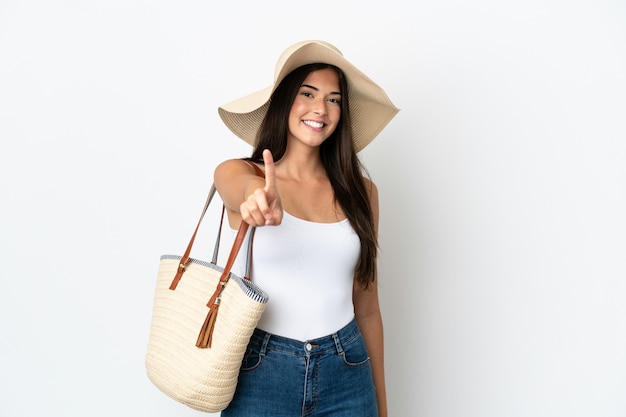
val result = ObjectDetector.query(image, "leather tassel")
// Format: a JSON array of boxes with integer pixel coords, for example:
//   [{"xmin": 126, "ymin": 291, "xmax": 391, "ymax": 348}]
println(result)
[{"xmin": 196, "ymin": 305, "xmax": 220, "ymax": 348}]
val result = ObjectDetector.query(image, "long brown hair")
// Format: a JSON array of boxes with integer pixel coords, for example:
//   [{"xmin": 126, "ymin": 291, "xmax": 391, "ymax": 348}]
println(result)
[{"xmin": 249, "ymin": 63, "xmax": 378, "ymax": 289}]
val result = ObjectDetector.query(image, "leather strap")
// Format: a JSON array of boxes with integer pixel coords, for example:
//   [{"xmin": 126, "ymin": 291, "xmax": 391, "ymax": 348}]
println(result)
[{"xmin": 169, "ymin": 183, "xmax": 220, "ymax": 290}]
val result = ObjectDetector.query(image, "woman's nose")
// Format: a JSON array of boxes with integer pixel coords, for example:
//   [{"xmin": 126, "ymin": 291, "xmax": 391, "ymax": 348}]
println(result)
[{"xmin": 312, "ymin": 98, "xmax": 327, "ymax": 116}]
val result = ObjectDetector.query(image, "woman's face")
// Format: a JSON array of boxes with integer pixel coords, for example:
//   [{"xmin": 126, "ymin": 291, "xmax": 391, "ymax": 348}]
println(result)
[{"xmin": 287, "ymin": 68, "xmax": 342, "ymax": 149}]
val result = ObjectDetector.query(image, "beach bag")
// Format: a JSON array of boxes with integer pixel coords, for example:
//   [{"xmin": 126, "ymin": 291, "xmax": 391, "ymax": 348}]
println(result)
[{"xmin": 146, "ymin": 164, "xmax": 268, "ymax": 412}]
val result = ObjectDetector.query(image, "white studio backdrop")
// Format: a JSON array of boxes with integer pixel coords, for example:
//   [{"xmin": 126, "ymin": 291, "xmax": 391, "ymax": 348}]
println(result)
[{"xmin": 1, "ymin": 0, "xmax": 625, "ymax": 416}]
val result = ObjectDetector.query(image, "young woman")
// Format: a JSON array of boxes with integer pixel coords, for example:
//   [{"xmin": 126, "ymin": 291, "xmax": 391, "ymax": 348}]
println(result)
[{"xmin": 214, "ymin": 40, "xmax": 398, "ymax": 417}]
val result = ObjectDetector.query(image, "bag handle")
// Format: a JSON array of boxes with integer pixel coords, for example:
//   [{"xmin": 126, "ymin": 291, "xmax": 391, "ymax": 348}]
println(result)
[{"xmin": 169, "ymin": 159, "xmax": 265, "ymax": 290}]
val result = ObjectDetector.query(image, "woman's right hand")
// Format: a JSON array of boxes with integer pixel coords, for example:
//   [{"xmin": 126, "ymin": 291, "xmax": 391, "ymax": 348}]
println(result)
[{"xmin": 240, "ymin": 149, "xmax": 283, "ymax": 226}]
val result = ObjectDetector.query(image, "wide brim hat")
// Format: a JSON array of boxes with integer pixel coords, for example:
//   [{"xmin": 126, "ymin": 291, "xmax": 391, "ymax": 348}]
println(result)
[{"xmin": 218, "ymin": 40, "xmax": 399, "ymax": 153}]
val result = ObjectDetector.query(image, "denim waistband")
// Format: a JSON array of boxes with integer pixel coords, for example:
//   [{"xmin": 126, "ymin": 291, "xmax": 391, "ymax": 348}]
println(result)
[{"xmin": 249, "ymin": 318, "xmax": 361, "ymax": 357}]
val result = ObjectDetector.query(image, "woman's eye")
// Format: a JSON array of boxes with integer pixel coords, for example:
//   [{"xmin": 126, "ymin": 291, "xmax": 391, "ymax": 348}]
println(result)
[
  {"xmin": 301, "ymin": 92, "xmax": 313, "ymax": 98},
  {"xmin": 328, "ymin": 98, "xmax": 341, "ymax": 104}
]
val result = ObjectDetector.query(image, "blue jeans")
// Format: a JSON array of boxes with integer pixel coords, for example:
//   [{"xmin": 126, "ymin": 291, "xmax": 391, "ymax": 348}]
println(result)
[{"xmin": 221, "ymin": 318, "xmax": 378, "ymax": 417}]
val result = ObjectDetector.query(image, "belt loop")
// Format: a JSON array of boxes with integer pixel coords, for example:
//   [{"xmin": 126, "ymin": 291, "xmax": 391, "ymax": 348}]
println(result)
[
  {"xmin": 260, "ymin": 332, "xmax": 271, "ymax": 355},
  {"xmin": 332, "ymin": 332, "xmax": 344, "ymax": 355}
]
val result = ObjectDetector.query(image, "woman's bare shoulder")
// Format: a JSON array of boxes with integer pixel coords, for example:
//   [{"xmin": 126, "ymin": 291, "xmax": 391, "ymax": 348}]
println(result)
[{"xmin": 214, "ymin": 158, "xmax": 262, "ymax": 180}]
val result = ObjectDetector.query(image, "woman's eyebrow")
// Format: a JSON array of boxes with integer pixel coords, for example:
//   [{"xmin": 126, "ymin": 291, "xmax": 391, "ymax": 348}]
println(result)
[{"xmin": 301, "ymin": 84, "xmax": 342, "ymax": 95}]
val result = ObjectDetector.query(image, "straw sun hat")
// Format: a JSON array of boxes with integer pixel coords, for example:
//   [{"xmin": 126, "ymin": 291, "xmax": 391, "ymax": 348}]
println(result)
[{"xmin": 218, "ymin": 40, "xmax": 399, "ymax": 152}]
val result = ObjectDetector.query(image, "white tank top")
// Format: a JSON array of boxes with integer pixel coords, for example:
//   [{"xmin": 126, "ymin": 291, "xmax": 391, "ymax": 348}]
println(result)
[{"xmin": 231, "ymin": 211, "xmax": 360, "ymax": 341}]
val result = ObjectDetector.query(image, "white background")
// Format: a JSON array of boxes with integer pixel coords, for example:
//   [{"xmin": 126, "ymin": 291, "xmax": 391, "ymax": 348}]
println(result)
[{"xmin": 1, "ymin": 1, "xmax": 625, "ymax": 416}]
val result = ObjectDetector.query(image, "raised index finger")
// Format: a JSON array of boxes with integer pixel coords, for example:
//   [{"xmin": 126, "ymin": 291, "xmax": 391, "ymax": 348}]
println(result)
[{"xmin": 262, "ymin": 149, "xmax": 276, "ymax": 191}]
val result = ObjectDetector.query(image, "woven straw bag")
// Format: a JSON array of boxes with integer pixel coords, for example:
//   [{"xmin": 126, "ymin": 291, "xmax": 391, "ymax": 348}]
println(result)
[{"xmin": 146, "ymin": 168, "xmax": 269, "ymax": 413}]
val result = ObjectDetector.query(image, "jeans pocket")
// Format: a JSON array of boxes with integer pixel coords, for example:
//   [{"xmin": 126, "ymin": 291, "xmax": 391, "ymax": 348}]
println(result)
[
  {"xmin": 240, "ymin": 347, "xmax": 263, "ymax": 372},
  {"xmin": 340, "ymin": 334, "xmax": 371, "ymax": 368}
]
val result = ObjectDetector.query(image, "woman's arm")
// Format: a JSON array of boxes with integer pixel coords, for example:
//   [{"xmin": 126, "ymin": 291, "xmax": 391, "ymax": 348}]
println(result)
[
  {"xmin": 214, "ymin": 149, "xmax": 282, "ymax": 229},
  {"xmin": 353, "ymin": 180, "xmax": 387, "ymax": 417}
]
